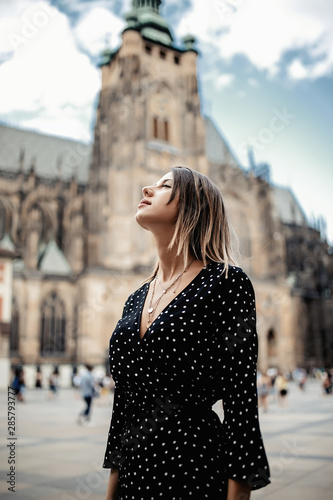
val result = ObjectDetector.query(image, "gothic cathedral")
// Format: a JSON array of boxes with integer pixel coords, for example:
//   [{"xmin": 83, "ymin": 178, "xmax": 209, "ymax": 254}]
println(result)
[{"xmin": 0, "ymin": 0, "xmax": 332, "ymax": 386}]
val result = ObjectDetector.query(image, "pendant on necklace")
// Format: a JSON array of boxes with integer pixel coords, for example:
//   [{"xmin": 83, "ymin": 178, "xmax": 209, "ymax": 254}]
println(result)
[{"xmin": 148, "ymin": 307, "xmax": 154, "ymax": 313}]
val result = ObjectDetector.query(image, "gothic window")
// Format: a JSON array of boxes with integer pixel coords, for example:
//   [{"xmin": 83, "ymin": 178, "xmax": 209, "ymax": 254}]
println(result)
[
  {"xmin": 10, "ymin": 299, "xmax": 20, "ymax": 354},
  {"xmin": 28, "ymin": 203, "xmax": 55, "ymax": 248},
  {"xmin": 0, "ymin": 199, "xmax": 12, "ymax": 240},
  {"xmin": 0, "ymin": 202, "xmax": 6, "ymax": 240},
  {"xmin": 164, "ymin": 120, "xmax": 169, "ymax": 142},
  {"xmin": 145, "ymin": 45, "xmax": 152, "ymax": 55},
  {"xmin": 267, "ymin": 328, "xmax": 277, "ymax": 358},
  {"xmin": 153, "ymin": 117, "xmax": 159, "ymax": 139},
  {"xmin": 159, "ymin": 50, "xmax": 166, "ymax": 60},
  {"xmin": 152, "ymin": 117, "xmax": 170, "ymax": 141},
  {"xmin": 174, "ymin": 56, "xmax": 180, "ymax": 65},
  {"xmin": 40, "ymin": 292, "xmax": 66, "ymax": 356},
  {"xmin": 150, "ymin": 93, "xmax": 172, "ymax": 142}
]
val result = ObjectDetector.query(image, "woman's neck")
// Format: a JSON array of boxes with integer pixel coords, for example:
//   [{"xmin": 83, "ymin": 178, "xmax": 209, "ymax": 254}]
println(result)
[{"xmin": 153, "ymin": 233, "xmax": 192, "ymax": 282}]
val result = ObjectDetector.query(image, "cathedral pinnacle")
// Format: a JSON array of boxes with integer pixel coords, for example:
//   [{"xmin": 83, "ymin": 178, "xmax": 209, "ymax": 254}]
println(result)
[{"xmin": 131, "ymin": 0, "xmax": 162, "ymax": 13}]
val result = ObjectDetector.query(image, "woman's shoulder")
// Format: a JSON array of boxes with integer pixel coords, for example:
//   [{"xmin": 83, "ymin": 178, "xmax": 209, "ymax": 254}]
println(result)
[
  {"xmin": 125, "ymin": 281, "xmax": 149, "ymax": 304},
  {"xmin": 206, "ymin": 261, "xmax": 251, "ymax": 282},
  {"xmin": 120, "ymin": 281, "xmax": 149, "ymax": 316},
  {"xmin": 206, "ymin": 261, "xmax": 255, "ymax": 296}
]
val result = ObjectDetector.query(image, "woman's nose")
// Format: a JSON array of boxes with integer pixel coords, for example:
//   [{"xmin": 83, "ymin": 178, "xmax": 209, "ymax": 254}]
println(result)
[{"xmin": 142, "ymin": 185, "xmax": 153, "ymax": 197}]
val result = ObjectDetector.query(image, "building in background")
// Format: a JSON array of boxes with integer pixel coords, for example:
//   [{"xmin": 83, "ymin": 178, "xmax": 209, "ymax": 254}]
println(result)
[
  {"xmin": 0, "ymin": 0, "xmax": 332, "ymax": 386},
  {"xmin": 0, "ymin": 237, "xmax": 19, "ymax": 388}
]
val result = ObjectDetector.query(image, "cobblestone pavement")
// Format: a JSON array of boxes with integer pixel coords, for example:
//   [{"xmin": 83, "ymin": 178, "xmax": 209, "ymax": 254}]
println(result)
[{"xmin": 0, "ymin": 379, "xmax": 332, "ymax": 499}]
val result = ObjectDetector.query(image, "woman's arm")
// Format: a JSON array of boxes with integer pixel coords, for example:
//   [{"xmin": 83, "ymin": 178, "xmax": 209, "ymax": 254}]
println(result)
[
  {"xmin": 227, "ymin": 478, "xmax": 251, "ymax": 500},
  {"xmin": 105, "ymin": 469, "xmax": 119, "ymax": 500},
  {"xmin": 216, "ymin": 268, "xmax": 270, "ymax": 490}
]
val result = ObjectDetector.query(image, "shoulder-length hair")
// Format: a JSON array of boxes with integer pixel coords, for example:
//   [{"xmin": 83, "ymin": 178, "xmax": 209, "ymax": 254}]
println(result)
[{"xmin": 147, "ymin": 166, "xmax": 237, "ymax": 280}]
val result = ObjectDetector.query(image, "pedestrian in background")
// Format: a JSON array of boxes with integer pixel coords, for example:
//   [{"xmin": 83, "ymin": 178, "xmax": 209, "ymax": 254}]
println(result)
[
  {"xmin": 322, "ymin": 370, "xmax": 332, "ymax": 395},
  {"xmin": 12, "ymin": 367, "xmax": 25, "ymax": 402},
  {"xmin": 275, "ymin": 372, "xmax": 289, "ymax": 407},
  {"xmin": 258, "ymin": 371, "xmax": 271, "ymax": 412},
  {"xmin": 48, "ymin": 369, "xmax": 59, "ymax": 399},
  {"xmin": 35, "ymin": 366, "xmax": 42, "ymax": 389},
  {"xmin": 77, "ymin": 364, "xmax": 95, "ymax": 425}
]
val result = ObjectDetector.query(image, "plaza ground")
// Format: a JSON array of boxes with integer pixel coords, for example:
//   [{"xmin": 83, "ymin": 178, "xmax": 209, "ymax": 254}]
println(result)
[{"xmin": 0, "ymin": 379, "xmax": 332, "ymax": 500}]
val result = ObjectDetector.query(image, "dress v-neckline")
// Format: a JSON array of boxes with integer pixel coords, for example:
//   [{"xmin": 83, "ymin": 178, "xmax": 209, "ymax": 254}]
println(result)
[{"xmin": 138, "ymin": 264, "xmax": 208, "ymax": 340}]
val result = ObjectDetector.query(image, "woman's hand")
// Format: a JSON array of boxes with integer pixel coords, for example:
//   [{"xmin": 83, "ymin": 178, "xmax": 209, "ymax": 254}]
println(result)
[
  {"xmin": 227, "ymin": 478, "xmax": 251, "ymax": 500},
  {"xmin": 105, "ymin": 468, "xmax": 119, "ymax": 500}
]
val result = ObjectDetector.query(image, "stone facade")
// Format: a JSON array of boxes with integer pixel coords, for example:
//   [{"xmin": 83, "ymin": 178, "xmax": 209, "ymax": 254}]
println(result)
[{"xmin": 0, "ymin": 0, "xmax": 332, "ymax": 386}]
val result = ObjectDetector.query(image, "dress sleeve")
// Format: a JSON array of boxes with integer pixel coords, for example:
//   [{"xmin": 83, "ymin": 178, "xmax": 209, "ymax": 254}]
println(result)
[
  {"xmin": 102, "ymin": 297, "xmax": 132, "ymax": 469},
  {"xmin": 216, "ymin": 268, "xmax": 271, "ymax": 490},
  {"xmin": 102, "ymin": 383, "xmax": 127, "ymax": 469}
]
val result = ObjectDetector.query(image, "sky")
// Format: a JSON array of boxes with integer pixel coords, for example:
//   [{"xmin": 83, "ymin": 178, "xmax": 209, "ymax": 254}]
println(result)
[{"xmin": 0, "ymin": 0, "xmax": 332, "ymax": 242}]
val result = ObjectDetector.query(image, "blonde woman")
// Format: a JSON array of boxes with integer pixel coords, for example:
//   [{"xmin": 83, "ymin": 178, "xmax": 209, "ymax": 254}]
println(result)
[{"xmin": 103, "ymin": 167, "xmax": 270, "ymax": 499}]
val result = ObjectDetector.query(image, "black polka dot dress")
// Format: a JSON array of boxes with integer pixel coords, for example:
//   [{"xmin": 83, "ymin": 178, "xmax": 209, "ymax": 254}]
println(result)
[{"xmin": 103, "ymin": 263, "xmax": 270, "ymax": 499}]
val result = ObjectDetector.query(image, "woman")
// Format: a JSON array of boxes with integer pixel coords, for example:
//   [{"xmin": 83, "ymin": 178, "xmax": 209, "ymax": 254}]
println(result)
[{"xmin": 103, "ymin": 167, "xmax": 270, "ymax": 499}]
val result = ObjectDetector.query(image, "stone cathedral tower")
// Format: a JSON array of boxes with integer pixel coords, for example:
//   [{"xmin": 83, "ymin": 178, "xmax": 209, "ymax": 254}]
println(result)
[
  {"xmin": 1, "ymin": 0, "xmax": 331, "ymax": 385},
  {"xmin": 88, "ymin": 0, "xmax": 208, "ymax": 271}
]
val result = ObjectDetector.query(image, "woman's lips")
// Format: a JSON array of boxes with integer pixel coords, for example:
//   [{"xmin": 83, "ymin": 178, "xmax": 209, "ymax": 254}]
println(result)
[{"xmin": 138, "ymin": 199, "xmax": 151, "ymax": 208}]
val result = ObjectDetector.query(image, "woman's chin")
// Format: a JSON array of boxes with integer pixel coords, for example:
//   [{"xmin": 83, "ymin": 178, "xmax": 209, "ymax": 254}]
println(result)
[{"xmin": 135, "ymin": 212, "xmax": 149, "ymax": 230}]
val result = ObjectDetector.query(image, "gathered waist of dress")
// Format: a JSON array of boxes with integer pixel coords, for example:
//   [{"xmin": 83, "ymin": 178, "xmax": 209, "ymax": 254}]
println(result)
[{"xmin": 125, "ymin": 396, "xmax": 215, "ymax": 421}]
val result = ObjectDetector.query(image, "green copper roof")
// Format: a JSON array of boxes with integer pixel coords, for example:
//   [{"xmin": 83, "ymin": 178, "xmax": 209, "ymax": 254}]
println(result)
[
  {"xmin": 124, "ymin": 1, "xmax": 173, "ymax": 46},
  {"xmin": 140, "ymin": 26, "xmax": 173, "ymax": 46},
  {"xmin": 100, "ymin": 0, "xmax": 198, "ymax": 66}
]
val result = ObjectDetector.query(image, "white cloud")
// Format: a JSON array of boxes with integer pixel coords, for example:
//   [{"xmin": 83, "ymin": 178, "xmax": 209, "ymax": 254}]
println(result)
[
  {"xmin": 0, "ymin": 1, "xmax": 100, "ymax": 140},
  {"xmin": 216, "ymin": 73, "xmax": 234, "ymax": 90},
  {"xmin": 176, "ymin": 0, "xmax": 333, "ymax": 81},
  {"xmin": 288, "ymin": 59, "xmax": 309, "ymax": 80},
  {"xmin": 0, "ymin": 0, "xmax": 38, "ymax": 54},
  {"xmin": 53, "ymin": 0, "xmax": 131, "ymax": 17},
  {"xmin": 74, "ymin": 7, "xmax": 125, "ymax": 57}
]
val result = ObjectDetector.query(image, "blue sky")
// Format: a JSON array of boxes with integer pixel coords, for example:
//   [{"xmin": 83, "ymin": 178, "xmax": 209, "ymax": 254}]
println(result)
[{"xmin": 0, "ymin": 0, "xmax": 332, "ymax": 241}]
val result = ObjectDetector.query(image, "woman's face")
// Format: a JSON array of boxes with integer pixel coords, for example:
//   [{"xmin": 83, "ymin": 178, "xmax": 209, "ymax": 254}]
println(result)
[{"xmin": 135, "ymin": 172, "xmax": 179, "ymax": 231}]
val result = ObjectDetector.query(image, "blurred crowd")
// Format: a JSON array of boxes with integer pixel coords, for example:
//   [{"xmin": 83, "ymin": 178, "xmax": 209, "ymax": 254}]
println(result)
[
  {"xmin": 256, "ymin": 366, "xmax": 333, "ymax": 412},
  {"xmin": 11, "ymin": 364, "xmax": 332, "ymax": 418},
  {"xmin": 11, "ymin": 364, "xmax": 115, "ymax": 405}
]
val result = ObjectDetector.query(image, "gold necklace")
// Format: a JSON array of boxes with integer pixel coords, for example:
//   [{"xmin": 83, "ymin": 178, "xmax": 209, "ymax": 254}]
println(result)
[{"xmin": 146, "ymin": 259, "xmax": 195, "ymax": 329}]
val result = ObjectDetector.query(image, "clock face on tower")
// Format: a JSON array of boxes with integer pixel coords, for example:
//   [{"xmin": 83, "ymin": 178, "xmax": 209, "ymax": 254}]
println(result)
[{"xmin": 150, "ymin": 93, "xmax": 170, "ymax": 118}]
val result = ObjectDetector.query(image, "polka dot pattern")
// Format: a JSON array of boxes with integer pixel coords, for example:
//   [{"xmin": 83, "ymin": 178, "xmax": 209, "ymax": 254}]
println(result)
[{"xmin": 103, "ymin": 263, "xmax": 270, "ymax": 499}]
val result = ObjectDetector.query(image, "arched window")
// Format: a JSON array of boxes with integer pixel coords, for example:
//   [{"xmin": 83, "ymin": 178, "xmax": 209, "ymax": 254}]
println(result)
[
  {"xmin": 153, "ymin": 117, "xmax": 158, "ymax": 139},
  {"xmin": 0, "ymin": 198, "xmax": 13, "ymax": 241},
  {"xmin": 151, "ymin": 117, "xmax": 170, "ymax": 141},
  {"xmin": 40, "ymin": 292, "xmax": 66, "ymax": 356},
  {"xmin": 0, "ymin": 202, "xmax": 6, "ymax": 240},
  {"xmin": 267, "ymin": 328, "xmax": 277, "ymax": 358},
  {"xmin": 164, "ymin": 120, "xmax": 169, "ymax": 142},
  {"xmin": 10, "ymin": 299, "xmax": 19, "ymax": 354}
]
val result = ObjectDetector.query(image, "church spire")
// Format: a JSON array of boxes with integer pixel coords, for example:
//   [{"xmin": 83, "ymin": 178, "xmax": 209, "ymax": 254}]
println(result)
[{"xmin": 132, "ymin": 0, "xmax": 162, "ymax": 13}]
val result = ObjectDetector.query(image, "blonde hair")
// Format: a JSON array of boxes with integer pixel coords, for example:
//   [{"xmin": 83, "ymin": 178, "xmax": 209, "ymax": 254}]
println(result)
[{"xmin": 146, "ymin": 166, "xmax": 237, "ymax": 281}]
